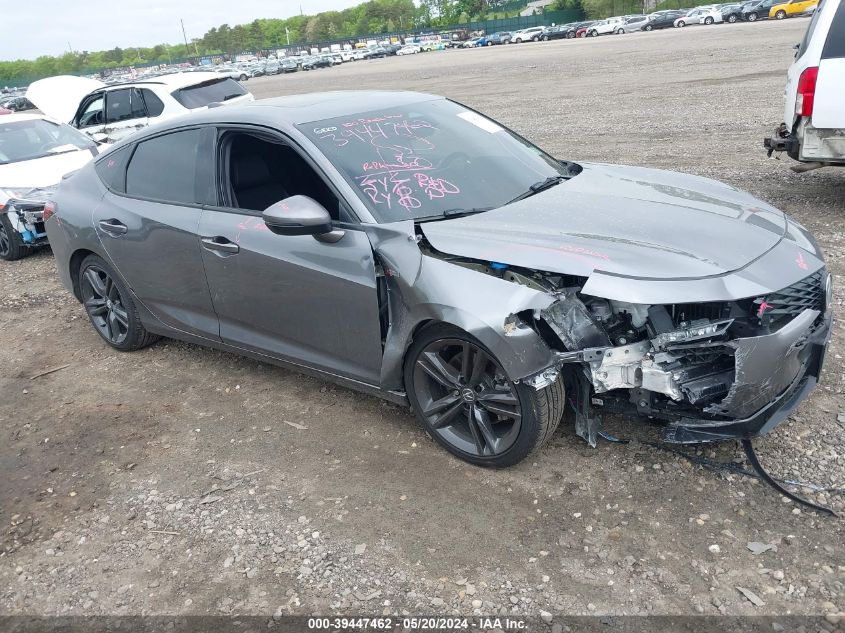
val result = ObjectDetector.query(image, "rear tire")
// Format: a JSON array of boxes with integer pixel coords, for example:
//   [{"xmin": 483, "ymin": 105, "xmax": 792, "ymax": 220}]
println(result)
[
  {"xmin": 775, "ymin": 9, "xmax": 786, "ymax": 18},
  {"xmin": 0, "ymin": 214, "xmax": 29, "ymax": 261},
  {"xmin": 678, "ymin": 20, "xmax": 686, "ymax": 26},
  {"xmin": 644, "ymin": 24, "xmax": 653, "ymax": 30},
  {"xmin": 747, "ymin": 12, "xmax": 758, "ymax": 20},
  {"xmin": 728, "ymin": 14, "xmax": 738, "ymax": 22},
  {"xmin": 404, "ymin": 324, "xmax": 564, "ymax": 467},
  {"xmin": 78, "ymin": 254, "xmax": 159, "ymax": 352},
  {"xmin": 704, "ymin": 16, "xmax": 714, "ymax": 24}
]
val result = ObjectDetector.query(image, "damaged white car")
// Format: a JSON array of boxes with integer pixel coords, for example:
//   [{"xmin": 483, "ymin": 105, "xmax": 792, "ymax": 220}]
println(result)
[
  {"xmin": 45, "ymin": 92, "xmax": 833, "ymax": 467},
  {"xmin": 0, "ymin": 113, "xmax": 99, "ymax": 260},
  {"xmin": 26, "ymin": 72, "xmax": 254, "ymax": 145}
]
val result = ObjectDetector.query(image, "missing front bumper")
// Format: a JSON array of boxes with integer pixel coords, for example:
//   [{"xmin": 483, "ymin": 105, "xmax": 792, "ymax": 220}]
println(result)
[{"xmin": 550, "ymin": 308, "xmax": 832, "ymax": 444}]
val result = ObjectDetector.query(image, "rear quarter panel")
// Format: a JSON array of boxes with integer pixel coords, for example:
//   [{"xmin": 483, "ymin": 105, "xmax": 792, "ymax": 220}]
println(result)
[{"xmin": 47, "ymin": 163, "xmax": 108, "ymax": 297}]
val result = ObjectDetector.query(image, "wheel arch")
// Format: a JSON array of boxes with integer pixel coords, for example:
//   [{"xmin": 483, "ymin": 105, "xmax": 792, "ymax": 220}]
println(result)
[{"xmin": 69, "ymin": 248, "xmax": 101, "ymax": 302}]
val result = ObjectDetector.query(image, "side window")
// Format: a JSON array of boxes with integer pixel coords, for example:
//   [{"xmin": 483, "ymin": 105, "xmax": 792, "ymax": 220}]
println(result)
[
  {"xmin": 77, "ymin": 95, "xmax": 104, "ymax": 128},
  {"xmin": 796, "ymin": 0, "xmax": 825, "ymax": 58},
  {"xmin": 821, "ymin": 0, "xmax": 845, "ymax": 59},
  {"xmin": 141, "ymin": 89, "xmax": 165, "ymax": 117},
  {"xmin": 222, "ymin": 131, "xmax": 352, "ymax": 222},
  {"xmin": 126, "ymin": 129, "xmax": 201, "ymax": 204},
  {"xmin": 105, "ymin": 88, "xmax": 147, "ymax": 124},
  {"xmin": 94, "ymin": 145, "xmax": 132, "ymax": 193}
]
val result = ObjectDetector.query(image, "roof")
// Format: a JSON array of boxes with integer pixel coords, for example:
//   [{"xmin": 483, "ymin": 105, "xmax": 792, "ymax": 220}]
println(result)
[
  {"xmin": 94, "ymin": 72, "xmax": 228, "ymax": 93},
  {"xmin": 100, "ymin": 91, "xmax": 445, "ymax": 154},
  {"xmin": 210, "ymin": 90, "xmax": 442, "ymax": 125}
]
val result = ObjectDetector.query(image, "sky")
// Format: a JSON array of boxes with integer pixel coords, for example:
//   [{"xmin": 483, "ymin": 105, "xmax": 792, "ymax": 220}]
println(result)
[{"xmin": 2, "ymin": 0, "xmax": 366, "ymax": 61}]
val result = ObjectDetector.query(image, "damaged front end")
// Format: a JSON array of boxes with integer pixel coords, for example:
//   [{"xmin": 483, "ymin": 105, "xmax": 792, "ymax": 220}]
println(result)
[
  {"xmin": 1, "ymin": 186, "xmax": 55, "ymax": 249},
  {"xmin": 435, "ymin": 250, "xmax": 833, "ymax": 447}
]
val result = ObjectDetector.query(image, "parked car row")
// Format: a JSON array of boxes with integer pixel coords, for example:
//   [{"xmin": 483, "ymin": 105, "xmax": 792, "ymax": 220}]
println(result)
[{"xmin": 516, "ymin": 0, "xmax": 818, "ymax": 42}]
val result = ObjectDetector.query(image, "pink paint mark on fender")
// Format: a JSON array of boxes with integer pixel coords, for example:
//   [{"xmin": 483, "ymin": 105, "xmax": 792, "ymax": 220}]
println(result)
[
  {"xmin": 757, "ymin": 300, "xmax": 773, "ymax": 318},
  {"xmin": 796, "ymin": 251, "xmax": 808, "ymax": 271}
]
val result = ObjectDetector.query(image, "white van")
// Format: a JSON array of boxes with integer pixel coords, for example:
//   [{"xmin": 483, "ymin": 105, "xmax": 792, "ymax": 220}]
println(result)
[{"xmin": 764, "ymin": 0, "xmax": 845, "ymax": 169}]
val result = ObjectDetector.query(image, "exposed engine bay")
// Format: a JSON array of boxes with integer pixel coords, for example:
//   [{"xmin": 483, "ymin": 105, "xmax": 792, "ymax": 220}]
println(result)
[{"xmin": 426, "ymin": 246, "xmax": 832, "ymax": 446}]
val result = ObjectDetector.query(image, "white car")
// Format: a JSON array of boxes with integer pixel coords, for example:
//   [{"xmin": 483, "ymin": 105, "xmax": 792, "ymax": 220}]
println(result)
[
  {"xmin": 616, "ymin": 14, "xmax": 650, "ymax": 32},
  {"xmin": 586, "ymin": 18, "xmax": 626, "ymax": 36},
  {"xmin": 765, "ymin": 0, "xmax": 845, "ymax": 168},
  {"xmin": 674, "ymin": 7, "xmax": 724, "ymax": 25},
  {"xmin": 511, "ymin": 26, "xmax": 546, "ymax": 42},
  {"xmin": 0, "ymin": 113, "xmax": 100, "ymax": 260},
  {"xmin": 397, "ymin": 44, "xmax": 422, "ymax": 55},
  {"xmin": 27, "ymin": 73, "xmax": 255, "ymax": 144},
  {"xmin": 208, "ymin": 66, "xmax": 251, "ymax": 82}
]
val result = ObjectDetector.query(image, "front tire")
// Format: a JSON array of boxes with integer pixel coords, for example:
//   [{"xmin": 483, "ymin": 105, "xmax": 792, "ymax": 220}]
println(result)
[
  {"xmin": 78, "ymin": 254, "xmax": 159, "ymax": 351},
  {"xmin": 644, "ymin": 24, "xmax": 653, "ymax": 30},
  {"xmin": 704, "ymin": 16, "xmax": 714, "ymax": 24},
  {"xmin": 404, "ymin": 324, "xmax": 564, "ymax": 467},
  {"xmin": 677, "ymin": 20, "xmax": 686, "ymax": 26},
  {"xmin": 747, "ymin": 12, "xmax": 758, "ymax": 20},
  {"xmin": 0, "ymin": 214, "xmax": 29, "ymax": 261},
  {"xmin": 728, "ymin": 14, "xmax": 738, "ymax": 22},
  {"xmin": 775, "ymin": 9, "xmax": 786, "ymax": 18}
]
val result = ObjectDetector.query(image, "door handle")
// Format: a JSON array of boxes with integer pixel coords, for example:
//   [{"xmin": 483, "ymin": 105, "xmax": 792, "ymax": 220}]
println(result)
[
  {"xmin": 98, "ymin": 219, "xmax": 128, "ymax": 235},
  {"xmin": 201, "ymin": 236, "xmax": 239, "ymax": 254}
]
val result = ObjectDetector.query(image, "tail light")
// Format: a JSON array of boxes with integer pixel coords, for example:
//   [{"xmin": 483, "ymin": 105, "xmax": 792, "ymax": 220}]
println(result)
[
  {"xmin": 42, "ymin": 201, "xmax": 57, "ymax": 222},
  {"xmin": 795, "ymin": 66, "xmax": 818, "ymax": 117}
]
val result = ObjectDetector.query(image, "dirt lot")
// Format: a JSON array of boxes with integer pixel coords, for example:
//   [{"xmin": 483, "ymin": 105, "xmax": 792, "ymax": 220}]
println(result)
[{"xmin": 2, "ymin": 19, "xmax": 844, "ymax": 622}]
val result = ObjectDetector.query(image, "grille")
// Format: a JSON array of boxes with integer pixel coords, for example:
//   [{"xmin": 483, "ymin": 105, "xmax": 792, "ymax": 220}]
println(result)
[{"xmin": 758, "ymin": 270, "xmax": 825, "ymax": 323}]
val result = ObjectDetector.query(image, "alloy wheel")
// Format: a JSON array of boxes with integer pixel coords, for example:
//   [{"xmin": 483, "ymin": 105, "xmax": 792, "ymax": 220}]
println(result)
[
  {"xmin": 413, "ymin": 338, "xmax": 522, "ymax": 458},
  {"xmin": 81, "ymin": 265, "xmax": 130, "ymax": 345},
  {"xmin": 0, "ymin": 223, "xmax": 9, "ymax": 258}
]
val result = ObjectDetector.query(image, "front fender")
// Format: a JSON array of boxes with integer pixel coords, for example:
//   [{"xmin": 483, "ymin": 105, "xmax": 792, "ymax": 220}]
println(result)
[{"xmin": 365, "ymin": 222, "xmax": 557, "ymax": 391}]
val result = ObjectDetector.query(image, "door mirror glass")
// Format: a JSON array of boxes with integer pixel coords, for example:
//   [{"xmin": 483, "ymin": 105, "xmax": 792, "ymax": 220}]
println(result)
[{"xmin": 263, "ymin": 196, "xmax": 333, "ymax": 236}]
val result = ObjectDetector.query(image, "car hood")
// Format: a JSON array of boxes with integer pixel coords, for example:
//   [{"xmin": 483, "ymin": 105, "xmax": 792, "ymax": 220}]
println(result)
[
  {"xmin": 419, "ymin": 162, "xmax": 789, "ymax": 281},
  {"xmin": 26, "ymin": 75, "xmax": 106, "ymax": 124},
  {"xmin": 0, "ymin": 148, "xmax": 96, "ymax": 190}
]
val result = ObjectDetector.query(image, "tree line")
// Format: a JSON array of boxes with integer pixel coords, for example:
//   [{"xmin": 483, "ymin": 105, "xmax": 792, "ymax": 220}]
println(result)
[{"xmin": 1, "ymin": 0, "xmax": 589, "ymax": 85}]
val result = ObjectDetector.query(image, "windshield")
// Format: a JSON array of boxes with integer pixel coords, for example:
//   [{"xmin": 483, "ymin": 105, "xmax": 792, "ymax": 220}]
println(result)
[
  {"xmin": 0, "ymin": 118, "xmax": 95, "ymax": 165},
  {"xmin": 172, "ymin": 78, "xmax": 247, "ymax": 109},
  {"xmin": 298, "ymin": 100, "xmax": 568, "ymax": 223}
]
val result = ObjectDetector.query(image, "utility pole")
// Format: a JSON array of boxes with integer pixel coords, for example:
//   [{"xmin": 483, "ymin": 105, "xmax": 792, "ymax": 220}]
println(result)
[
  {"xmin": 181, "ymin": 19, "xmax": 191, "ymax": 56},
  {"xmin": 286, "ymin": 27, "xmax": 290, "ymax": 45}
]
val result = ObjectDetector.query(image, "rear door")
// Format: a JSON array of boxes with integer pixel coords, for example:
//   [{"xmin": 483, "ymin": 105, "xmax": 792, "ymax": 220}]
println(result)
[
  {"xmin": 102, "ymin": 88, "xmax": 149, "ymax": 143},
  {"xmin": 813, "ymin": 0, "xmax": 845, "ymax": 128},
  {"xmin": 94, "ymin": 126, "xmax": 220, "ymax": 339}
]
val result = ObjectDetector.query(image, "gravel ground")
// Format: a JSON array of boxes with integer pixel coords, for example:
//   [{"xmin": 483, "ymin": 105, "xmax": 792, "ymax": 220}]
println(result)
[{"xmin": 1, "ymin": 19, "xmax": 844, "ymax": 622}]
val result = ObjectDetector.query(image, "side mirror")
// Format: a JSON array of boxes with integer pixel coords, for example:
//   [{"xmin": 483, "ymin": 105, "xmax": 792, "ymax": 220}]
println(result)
[{"xmin": 263, "ymin": 195, "xmax": 334, "ymax": 237}]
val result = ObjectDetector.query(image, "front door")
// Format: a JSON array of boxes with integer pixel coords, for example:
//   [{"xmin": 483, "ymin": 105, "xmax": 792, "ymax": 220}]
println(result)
[
  {"xmin": 94, "ymin": 127, "xmax": 220, "ymax": 339},
  {"xmin": 198, "ymin": 128, "xmax": 384, "ymax": 385}
]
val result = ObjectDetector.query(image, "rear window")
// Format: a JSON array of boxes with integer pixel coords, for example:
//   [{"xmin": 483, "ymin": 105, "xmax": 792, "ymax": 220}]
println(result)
[
  {"xmin": 95, "ymin": 145, "xmax": 132, "ymax": 193},
  {"xmin": 141, "ymin": 89, "xmax": 165, "ymax": 117},
  {"xmin": 171, "ymin": 78, "xmax": 247, "ymax": 110},
  {"xmin": 822, "ymin": 0, "xmax": 845, "ymax": 59}
]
